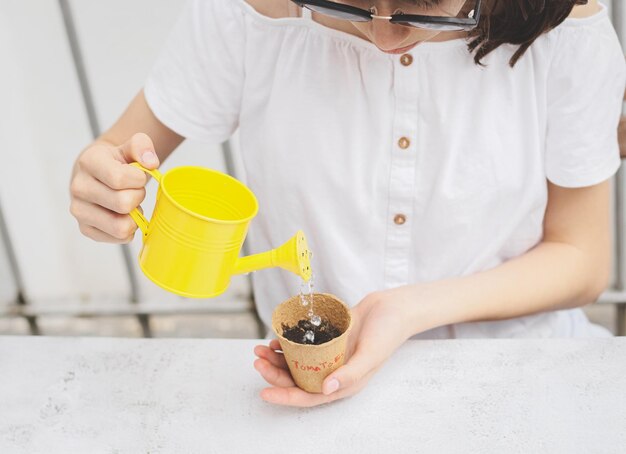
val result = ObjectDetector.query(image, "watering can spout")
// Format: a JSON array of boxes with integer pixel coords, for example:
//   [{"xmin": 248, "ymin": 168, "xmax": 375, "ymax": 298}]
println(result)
[{"xmin": 232, "ymin": 230, "xmax": 312, "ymax": 281}]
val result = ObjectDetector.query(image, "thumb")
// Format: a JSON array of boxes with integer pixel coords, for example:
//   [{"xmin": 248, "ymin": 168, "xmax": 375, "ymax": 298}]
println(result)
[
  {"xmin": 322, "ymin": 346, "xmax": 374, "ymax": 396},
  {"xmin": 119, "ymin": 132, "xmax": 160, "ymax": 169}
]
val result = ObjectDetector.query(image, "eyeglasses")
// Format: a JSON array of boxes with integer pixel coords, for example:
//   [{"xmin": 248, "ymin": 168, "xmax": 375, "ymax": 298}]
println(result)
[{"xmin": 290, "ymin": 0, "xmax": 482, "ymax": 31}]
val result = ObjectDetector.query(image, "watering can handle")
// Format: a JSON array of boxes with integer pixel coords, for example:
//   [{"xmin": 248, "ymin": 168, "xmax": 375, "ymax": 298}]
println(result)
[{"xmin": 128, "ymin": 162, "xmax": 163, "ymax": 236}]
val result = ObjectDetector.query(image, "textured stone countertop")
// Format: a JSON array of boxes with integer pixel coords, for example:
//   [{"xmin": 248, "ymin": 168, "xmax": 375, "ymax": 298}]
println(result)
[{"xmin": 0, "ymin": 336, "xmax": 624, "ymax": 453}]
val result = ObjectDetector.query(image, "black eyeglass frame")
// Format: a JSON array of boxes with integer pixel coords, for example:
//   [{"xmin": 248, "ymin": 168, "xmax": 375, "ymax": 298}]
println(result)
[{"xmin": 290, "ymin": 0, "xmax": 483, "ymax": 31}]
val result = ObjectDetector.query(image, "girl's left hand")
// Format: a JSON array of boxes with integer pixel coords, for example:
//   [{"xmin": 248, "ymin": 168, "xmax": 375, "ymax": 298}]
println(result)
[{"xmin": 253, "ymin": 288, "xmax": 417, "ymax": 407}]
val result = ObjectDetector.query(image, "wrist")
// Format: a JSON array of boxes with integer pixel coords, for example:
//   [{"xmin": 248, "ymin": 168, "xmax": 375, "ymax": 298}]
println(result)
[{"xmin": 400, "ymin": 280, "xmax": 467, "ymax": 336}]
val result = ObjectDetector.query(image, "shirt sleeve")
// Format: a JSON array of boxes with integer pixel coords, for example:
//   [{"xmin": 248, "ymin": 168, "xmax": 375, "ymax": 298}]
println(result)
[
  {"xmin": 144, "ymin": 0, "xmax": 245, "ymax": 143},
  {"xmin": 545, "ymin": 13, "xmax": 626, "ymax": 188}
]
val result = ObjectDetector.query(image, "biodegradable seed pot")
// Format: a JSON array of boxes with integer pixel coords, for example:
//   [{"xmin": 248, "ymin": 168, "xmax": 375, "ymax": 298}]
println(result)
[{"xmin": 272, "ymin": 293, "xmax": 352, "ymax": 393}]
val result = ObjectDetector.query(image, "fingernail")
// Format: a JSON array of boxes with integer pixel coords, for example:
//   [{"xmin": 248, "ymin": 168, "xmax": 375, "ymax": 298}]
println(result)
[
  {"xmin": 323, "ymin": 378, "xmax": 339, "ymax": 395},
  {"xmin": 141, "ymin": 151, "xmax": 157, "ymax": 166}
]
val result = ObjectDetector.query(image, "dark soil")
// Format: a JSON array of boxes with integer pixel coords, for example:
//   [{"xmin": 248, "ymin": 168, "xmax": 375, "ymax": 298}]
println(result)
[{"xmin": 281, "ymin": 319, "xmax": 342, "ymax": 345}]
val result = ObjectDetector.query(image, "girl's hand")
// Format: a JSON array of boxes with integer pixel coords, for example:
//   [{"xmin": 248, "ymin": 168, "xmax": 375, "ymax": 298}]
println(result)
[
  {"xmin": 253, "ymin": 288, "xmax": 416, "ymax": 407},
  {"xmin": 70, "ymin": 133, "xmax": 160, "ymax": 243}
]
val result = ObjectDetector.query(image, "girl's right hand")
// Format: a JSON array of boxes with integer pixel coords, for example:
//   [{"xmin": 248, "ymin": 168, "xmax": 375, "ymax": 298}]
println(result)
[{"xmin": 70, "ymin": 132, "xmax": 160, "ymax": 243}]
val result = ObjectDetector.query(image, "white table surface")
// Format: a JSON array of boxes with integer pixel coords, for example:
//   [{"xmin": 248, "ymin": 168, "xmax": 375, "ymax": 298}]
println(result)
[{"xmin": 0, "ymin": 336, "xmax": 624, "ymax": 454}]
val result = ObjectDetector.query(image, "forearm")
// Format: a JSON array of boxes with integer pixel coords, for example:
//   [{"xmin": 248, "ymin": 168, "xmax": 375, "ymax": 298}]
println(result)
[
  {"xmin": 95, "ymin": 90, "xmax": 184, "ymax": 163},
  {"xmin": 406, "ymin": 240, "xmax": 610, "ymax": 335}
]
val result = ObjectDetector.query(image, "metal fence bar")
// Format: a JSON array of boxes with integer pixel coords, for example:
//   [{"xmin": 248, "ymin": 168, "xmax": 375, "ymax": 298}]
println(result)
[
  {"xmin": 611, "ymin": 1, "xmax": 626, "ymax": 335},
  {"xmin": 0, "ymin": 200, "xmax": 39, "ymax": 334},
  {"xmin": 2, "ymin": 298, "xmax": 253, "ymax": 318},
  {"xmin": 58, "ymin": 0, "xmax": 151, "ymax": 336},
  {"xmin": 221, "ymin": 141, "xmax": 266, "ymax": 337}
]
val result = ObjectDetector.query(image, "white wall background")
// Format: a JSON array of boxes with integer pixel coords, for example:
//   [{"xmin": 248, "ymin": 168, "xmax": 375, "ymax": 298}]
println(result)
[{"xmin": 0, "ymin": 1, "xmax": 624, "ymax": 315}]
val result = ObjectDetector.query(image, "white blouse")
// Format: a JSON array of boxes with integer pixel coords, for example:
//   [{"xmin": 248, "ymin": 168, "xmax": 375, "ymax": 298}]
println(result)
[{"xmin": 144, "ymin": 0, "xmax": 625, "ymax": 338}]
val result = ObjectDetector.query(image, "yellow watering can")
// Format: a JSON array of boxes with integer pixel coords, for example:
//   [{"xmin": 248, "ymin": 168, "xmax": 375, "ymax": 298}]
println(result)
[{"xmin": 128, "ymin": 163, "xmax": 312, "ymax": 298}]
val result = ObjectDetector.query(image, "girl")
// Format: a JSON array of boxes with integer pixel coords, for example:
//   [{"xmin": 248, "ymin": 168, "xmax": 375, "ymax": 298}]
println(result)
[{"xmin": 70, "ymin": 0, "xmax": 626, "ymax": 407}]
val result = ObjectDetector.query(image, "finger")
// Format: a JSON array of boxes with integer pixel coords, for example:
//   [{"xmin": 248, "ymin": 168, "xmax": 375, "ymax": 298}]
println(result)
[
  {"xmin": 81, "ymin": 147, "xmax": 148, "ymax": 190},
  {"xmin": 269, "ymin": 339, "xmax": 283, "ymax": 351},
  {"xmin": 78, "ymin": 224, "xmax": 133, "ymax": 244},
  {"xmin": 71, "ymin": 173, "xmax": 146, "ymax": 215},
  {"xmin": 254, "ymin": 345, "xmax": 288, "ymax": 370},
  {"xmin": 321, "ymin": 343, "xmax": 377, "ymax": 396},
  {"xmin": 259, "ymin": 367, "xmax": 378, "ymax": 408},
  {"xmin": 71, "ymin": 198, "xmax": 139, "ymax": 240},
  {"xmin": 253, "ymin": 358, "xmax": 295, "ymax": 388},
  {"xmin": 259, "ymin": 386, "xmax": 334, "ymax": 408},
  {"xmin": 118, "ymin": 132, "xmax": 160, "ymax": 169}
]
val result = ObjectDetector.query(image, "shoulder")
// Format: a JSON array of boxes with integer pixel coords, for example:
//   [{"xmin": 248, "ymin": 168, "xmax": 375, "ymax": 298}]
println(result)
[
  {"xmin": 568, "ymin": 0, "xmax": 601, "ymax": 19},
  {"xmin": 546, "ymin": 0, "xmax": 625, "ymax": 104},
  {"xmin": 244, "ymin": 0, "xmax": 299, "ymax": 18},
  {"xmin": 548, "ymin": 0, "xmax": 618, "ymax": 48}
]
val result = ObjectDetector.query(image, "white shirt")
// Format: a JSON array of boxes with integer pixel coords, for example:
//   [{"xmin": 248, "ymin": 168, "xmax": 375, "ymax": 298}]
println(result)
[{"xmin": 144, "ymin": 0, "xmax": 625, "ymax": 338}]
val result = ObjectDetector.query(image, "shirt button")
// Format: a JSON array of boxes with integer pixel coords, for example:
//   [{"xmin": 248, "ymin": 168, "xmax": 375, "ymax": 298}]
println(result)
[
  {"xmin": 398, "ymin": 137, "xmax": 410, "ymax": 149},
  {"xmin": 393, "ymin": 214, "xmax": 407, "ymax": 225},
  {"xmin": 400, "ymin": 54, "xmax": 413, "ymax": 66}
]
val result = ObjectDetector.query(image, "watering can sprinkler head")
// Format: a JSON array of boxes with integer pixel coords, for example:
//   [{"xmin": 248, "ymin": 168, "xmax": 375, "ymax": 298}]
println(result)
[{"xmin": 233, "ymin": 230, "xmax": 312, "ymax": 281}]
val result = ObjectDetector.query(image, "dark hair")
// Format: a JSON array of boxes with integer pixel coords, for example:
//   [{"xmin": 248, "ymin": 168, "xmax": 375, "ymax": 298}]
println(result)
[{"xmin": 468, "ymin": 0, "xmax": 588, "ymax": 66}]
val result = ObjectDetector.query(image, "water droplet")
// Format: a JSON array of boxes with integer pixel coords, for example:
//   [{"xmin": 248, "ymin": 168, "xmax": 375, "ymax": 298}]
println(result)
[
  {"xmin": 303, "ymin": 330, "xmax": 315, "ymax": 344},
  {"xmin": 299, "ymin": 283, "xmax": 308, "ymax": 306},
  {"xmin": 310, "ymin": 315, "xmax": 321, "ymax": 326}
]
